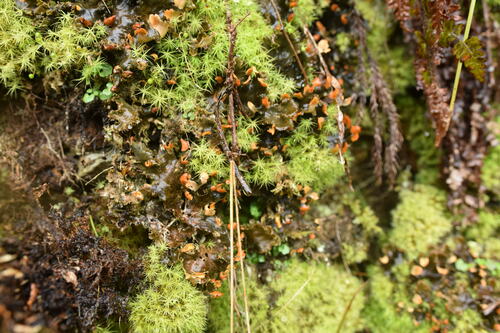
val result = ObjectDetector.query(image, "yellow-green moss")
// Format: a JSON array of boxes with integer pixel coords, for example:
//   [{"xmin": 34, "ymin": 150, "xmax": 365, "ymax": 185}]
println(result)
[
  {"xmin": 342, "ymin": 193, "xmax": 381, "ymax": 263},
  {"xmin": 450, "ymin": 309, "xmax": 488, "ymax": 333},
  {"xmin": 290, "ymin": 0, "xmax": 330, "ymax": 27},
  {"xmin": 249, "ymin": 156, "xmax": 285, "ymax": 188},
  {"xmin": 268, "ymin": 260, "xmax": 365, "ymax": 333},
  {"xmin": 389, "ymin": 184, "xmax": 452, "ymax": 259},
  {"xmin": 0, "ymin": 0, "xmax": 38, "ymax": 93},
  {"xmin": 208, "ymin": 260, "xmax": 364, "ymax": 333},
  {"xmin": 482, "ymin": 144, "xmax": 500, "ymax": 195},
  {"xmin": 466, "ymin": 211, "xmax": 500, "ymax": 260},
  {"xmin": 0, "ymin": 2, "xmax": 106, "ymax": 94},
  {"xmin": 285, "ymin": 117, "xmax": 344, "ymax": 191},
  {"xmin": 362, "ymin": 266, "xmax": 430, "ymax": 333},
  {"xmin": 129, "ymin": 244, "xmax": 207, "ymax": 333},
  {"xmin": 138, "ymin": 0, "xmax": 294, "ymax": 117},
  {"xmin": 189, "ymin": 139, "xmax": 229, "ymax": 180}
]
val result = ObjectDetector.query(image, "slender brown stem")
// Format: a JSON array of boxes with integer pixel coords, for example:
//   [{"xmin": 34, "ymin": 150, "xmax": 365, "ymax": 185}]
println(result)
[
  {"xmin": 303, "ymin": 26, "xmax": 342, "ymax": 94},
  {"xmin": 233, "ymin": 169, "xmax": 251, "ymax": 333},
  {"xmin": 336, "ymin": 282, "xmax": 367, "ymax": 333},
  {"xmin": 229, "ymin": 161, "xmax": 235, "ymax": 333},
  {"xmin": 269, "ymin": 0, "xmax": 309, "ymax": 84}
]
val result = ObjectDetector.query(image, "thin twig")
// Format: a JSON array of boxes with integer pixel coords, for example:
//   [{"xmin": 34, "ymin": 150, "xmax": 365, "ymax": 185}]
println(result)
[
  {"xmin": 214, "ymin": 94, "xmax": 252, "ymax": 194},
  {"xmin": 269, "ymin": 0, "xmax": 309, "ymax": 84},
  {"xmin": 280, "ymin": 275, "xmax": 311, "ymax": 309},
  {"xmin": 89, "ymin": 215, "xmax": 99, "ymax": 237},
  {"xmin": 211, "ymin": 9, "xmax": 252, "ymax": 195},
  {"xmin": 84, "ymin": 166, "xmax": 113, "ymax": 185},
  {"xmin": 225, "ymin": 10, "xmax": 239, "ymax": 154},
  {"xmin": 335, "ymin": 282, "xmax": 367, "ymax": 333},
  {"xmin": 233, "ymin": 162, "xmax": 251, "ymax": 333},
  {"xmin": 303, "ymin": 26, "xmax": 342, "ymax": 97},
  {"xmin": 101, "ymin": 0, "xmax": 111, "ymax": 14},
  {"xmin": 229, "ymin": 161, "xmax": 236, "ymax": 333}
]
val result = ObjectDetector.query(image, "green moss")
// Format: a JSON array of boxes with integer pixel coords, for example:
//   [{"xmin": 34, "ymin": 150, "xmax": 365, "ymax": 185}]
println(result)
[
  {"xmin": 482, "ymin": 141, "xmax": 500, "ymax": 197},
  {"xmin": 363, "ymin": 266, "xmax": 430, "ymax": 333},
  {"xmin": 249, "ymin": 156, "xmax": 285, "ymax": 188},
  {"xmin": 129, "ymin": 244, "xmax": 207, "ymax": 333},
  {"xmin": 138, "ymin": 0, "xmax": 293, "ymax": 117},
  {"xmin": 189, "ymin": 139, "xmax": 228, "ymax": 180},
  {"xmin": 341, "ymin": 193, "xmax": 381, "ymax": 263},
  {"xmin": 397, "ymin": 96, "xmax": 441, "ymax": 184},
  {"xmin": 290, "ymin": 0, "xmax": 330, "ymax": 27},
  {"xmin": 450, "ymin": 309, "xmax": 487, "ymax": 333},
  {"xmin": 285, "ymin": 117, "xmax": 343, "ymax": 191},
  {"xmin": 0, "ymin": 1, "xmax": 39, "ymax": 93},
  {"xmin": 466, "ymin": 210, "xmax": 500, "ymax": 259},
  {"xmin": 42, "ymin": 13, "xmax": 107, "ymax": 72},
  {"xmin": 236, "ymin": 116, "xmax": 260, "ymax": 153},
  {"xmin": 207, "ymin": 260, "xmax": 364, "ymax": 333},
  {"xmin": 466, "ymin": 210, "xmax": 500, "ymax": 241},
  {"xmin": 335, "ymin": 32, "xmax": 352, "ymax": 53},
  {"xmin": 389, "ymin": 185, "xmax": 452, "ymax": 259},
  {"xmin": 268, "ymin": 260, "xmax": 364, "ymax": 333},
  {"xmin": 0, "ymin": 2, "xmax": 106, "ymax": 94}
]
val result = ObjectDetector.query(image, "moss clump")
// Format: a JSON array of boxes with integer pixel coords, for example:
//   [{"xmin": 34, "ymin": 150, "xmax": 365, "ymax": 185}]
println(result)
[
  {"xmin": 0, "ymin": 0, "xmax": 38, "ymax": 93},
  {"xmin": 449, "ymin": 309, "xmax": 488, "ymax": 333},
  {"xmin": 268, "ymin": 260, "xmax": 365, "ymax": 333},
  {"xmin": 285, "ymin": 117, "xmax": 343, "ymax": 191},
  {"xmin": 482, "ymin": 143, "xmax": 500, "ymax": 195},
  {"xmin": 189, "ymin": 139, "xmax": 228, "ymax": 180},
  {"xmin": 313, "ymin": 191, "xmax": 381, "ymax": 264},
  {"xmin": 289, "ymin": 0, "xmax": 330, "ymax": 27},
  {"xmin": 208, "ymin": 260, "xmax": 364, "ymax": 332},
  {"xmin": 129, "ymin": 244, "xmax": 207, "ymax": 333},
  {"xmin": 363, "ymin": 266, "xmax": 430, "ymax": 333},
  {"xmin": 41, "ymin": 13, "xmax": 106, "ymax": 72},
  {"xmin": 389, "ymin": 184, "xmax": 452, "ymax": 259},
  {"xmin": 249, "ymin": 156, "xmax": 285, "ymax": 188},
  {"xmin": 138, "ymin": 0, "xmax": 293, "ymax": 117},
  {"xmin": 466, "ymin": 210, "xmax": 500, "ymax": 259},
  {"xmin": 0, "ymin": 2, "xmax": 106, "ymax": 94},
  {"xmin": 235, "ymin": 116, "xmax": 260, "ymax": 153}
]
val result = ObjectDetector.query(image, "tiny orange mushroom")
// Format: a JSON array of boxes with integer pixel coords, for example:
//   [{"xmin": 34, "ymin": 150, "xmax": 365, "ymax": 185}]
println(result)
[
  {"xmin": 180, "ymin": 138, "xmax": 190, "ymax": 152},
  {"xmin": 261, "ymin": 96, "xmax": 270, "ymax": 108},
  {"xmin": 340, "ymin": 14, "xmax": 349, "ymax": 25},
  {"xmin": 210, "ymin": 291, "xmax": 224, "ymax": 298},
  {"xmin": 179, "ymin": 173, "xmax": 190, "ymax": 185},
  {"xmin": 103, "ymin": 15, "xmax": 116, "ymax": 26}
]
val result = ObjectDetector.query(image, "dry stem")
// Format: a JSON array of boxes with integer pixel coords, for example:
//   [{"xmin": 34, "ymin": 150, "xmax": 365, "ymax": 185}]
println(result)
[{"xmin": 269, "ymin": 0, "xmax": 309, "ymax": 84}]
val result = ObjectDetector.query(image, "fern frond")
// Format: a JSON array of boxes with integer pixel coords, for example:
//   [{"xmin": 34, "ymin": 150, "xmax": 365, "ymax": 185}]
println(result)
[{"xmin": 453, "ymin": 36, "xmax": 485, "ymax": 81}]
